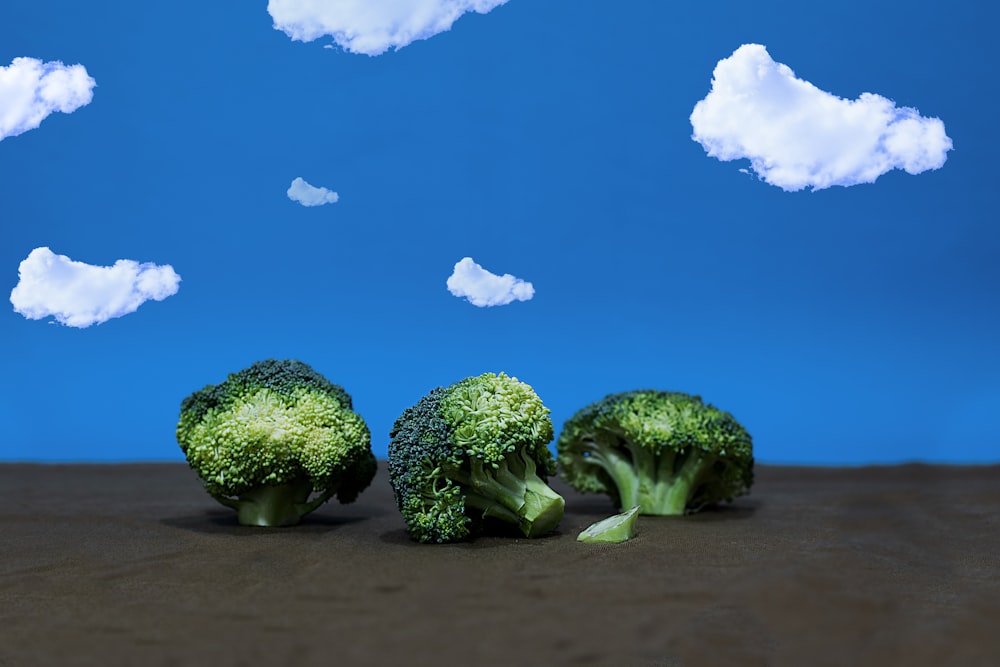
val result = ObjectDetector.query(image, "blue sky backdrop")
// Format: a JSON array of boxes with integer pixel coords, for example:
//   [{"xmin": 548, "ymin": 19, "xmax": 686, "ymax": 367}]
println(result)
[{"xmin": 2, "ymin": 1, "xmax": 997, "ymax": 464}]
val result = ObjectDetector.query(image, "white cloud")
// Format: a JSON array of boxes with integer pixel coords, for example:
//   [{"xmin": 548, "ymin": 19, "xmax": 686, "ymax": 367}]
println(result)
[
  {"xmin": 446, "ymin": 257, "xmax": 534, "ymax": 307},
  {"xmin": 267, "ymin": 0, "xmax": 509, "ymax": 56},
  {"xmin": 10, "ymin": 247, "xmax": 181, "ymax": 328},
  {"xmin": 0, "ymin": 57, "xmax": 96, "ymax": 142},
  {"xmin": 287, "ymin": 177, "xmax": 339, "ymax": 206},
  {"xmin": 690, "ymin": 44, "xmax": 953, "ymax": 192}
]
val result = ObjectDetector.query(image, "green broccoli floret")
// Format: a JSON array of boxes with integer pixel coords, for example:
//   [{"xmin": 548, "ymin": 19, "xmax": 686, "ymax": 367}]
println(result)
[
  {"xmin": 387, "ymin": 372, "xmax": 565, "ymax": 543},
  {"xmin": 557, "ymin": 390, "xmax": 753, "ymax": 515},
  {"xmin": 176, "ymin": 359, "xmax": 376, "ymax": 527}
]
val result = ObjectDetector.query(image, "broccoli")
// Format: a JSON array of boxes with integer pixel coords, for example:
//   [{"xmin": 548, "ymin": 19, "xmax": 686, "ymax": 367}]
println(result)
[
  {"xmin": 176, "ymin": 359, "xmax": 376, "ymax": 527},
  {"xmin": 387, "ymin": 372, "xmax": 565, "ymax": 543},
  {"xmin": 557, "ymin": 390, "xmax": 753, "ymax": 515},
  {"xmin": 577, "ymin": 505, "xmax": 640, "ymax": 544}
]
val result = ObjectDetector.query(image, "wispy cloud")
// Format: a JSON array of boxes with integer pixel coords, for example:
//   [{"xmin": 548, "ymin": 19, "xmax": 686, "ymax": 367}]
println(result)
[
  {"xmin": 446, "ymin": 257, "xmax": 534, "ymax": 308},
  {"xmin": 690, "ymin": 44, "xmax": 953, "ymax": 192},
  {"xmin": 267, "ymin": 0, "xmax": 509, "ymax": 56},
  {"xmin": 287, "ymin": 177, "xmax": 339, "ymax": 207},
  {"xmin": 0, "ymin": 57, "xmax": 96, "ymax": 142},
  {"xmin": 10, "ymin": 247, "xmax": 181, "ymax": 328}
]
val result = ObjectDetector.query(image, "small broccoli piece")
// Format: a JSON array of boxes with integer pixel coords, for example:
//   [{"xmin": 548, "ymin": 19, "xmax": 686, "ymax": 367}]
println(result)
[
  {"xmin": 387, "ymin": 372, "xmax": 565, "ymax": 543},
  {"xmin": 557, "ymin": 390, "xmax": 753, "ymax": 515},
  {"xmin": 176, "ymin": 359, "xmax": 376, "ymax": 526},
  {"xmin": 577, "ymin": 505, "xmax": 640, "ymax": 543}
]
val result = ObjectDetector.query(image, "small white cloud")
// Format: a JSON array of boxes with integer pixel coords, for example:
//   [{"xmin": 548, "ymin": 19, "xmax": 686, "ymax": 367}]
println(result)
[
  {"xmin": 267, "ymin": 0, "xmax": 509, "ymax": 56},
  {"xmin": 690, "ymin": 44, "xmax": 953, "ymax": 192},
  {"xmin": 0, "ymin": 57, "xmax": 96, "ymax": 142},
  {"xmin": 287, "ymin": 177, "xmax": 339, "ymax": 206},
  {"xmin": 10, "ymin": 247, "xmax": 181, "ymax": 328},
  {"xmin": 446, "ymin": 257, "xmax": 534, "ymax": 308}
]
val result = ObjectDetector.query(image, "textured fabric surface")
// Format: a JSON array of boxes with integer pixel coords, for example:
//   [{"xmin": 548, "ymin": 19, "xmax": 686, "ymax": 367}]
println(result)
[{"xmin": 1, "ymin": 463, "xmax": 998, "ymax": 666}]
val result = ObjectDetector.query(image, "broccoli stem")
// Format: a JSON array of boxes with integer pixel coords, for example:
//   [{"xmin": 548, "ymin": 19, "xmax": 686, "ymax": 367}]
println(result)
[
  {"xmin": 582, "ymin": 434, "xmax": 716, "ymax": 515},
  {"xmin": 454, "ymin": 450, "xmax": 565, "ymax": 538},
  {"xmin": 211, "ymin": 479, "xmax": 331, "ymax": 527},
  {"xmin": 646, "ymin": 449, "xmax": 715, "ymax": 515},
  {"xmin": 578, "ymin": 432, "xmax": 642, "ymax": 510}
]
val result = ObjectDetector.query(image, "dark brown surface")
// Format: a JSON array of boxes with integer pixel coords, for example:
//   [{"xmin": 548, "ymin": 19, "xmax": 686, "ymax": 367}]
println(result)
[{"xmin": 1, "ymin": 462, "xmax": 998, "ymax": 666}]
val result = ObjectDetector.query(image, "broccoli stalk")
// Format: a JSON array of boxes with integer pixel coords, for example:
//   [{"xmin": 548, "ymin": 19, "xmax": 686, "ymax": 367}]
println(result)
[
  {"xmin": 453, "ymin": 449, "xmax": 564, "ymax": 538},
  {"xmin": 211, "ymin": 481, "xmax": 333, "ymax": 527},
  {"xmin": 578, "ymin": 505, "xmax": 640, "ymax": 543},
  {"xmin": 578, "ymin": 433, "xmax": 719, "ymax": 515}
]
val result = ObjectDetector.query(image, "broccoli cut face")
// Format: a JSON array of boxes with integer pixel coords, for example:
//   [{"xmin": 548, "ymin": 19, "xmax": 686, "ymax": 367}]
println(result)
[
  {"xmin": 387, "ymin": 372, "xmax": 564, "ymax": 543},
  {"xmin": 557, "ymin": 390, "xmax": 753, "ymax": 515},
  {"xmin": 176, "ymin": 359, "xmax": 376, "ymax": 527}
]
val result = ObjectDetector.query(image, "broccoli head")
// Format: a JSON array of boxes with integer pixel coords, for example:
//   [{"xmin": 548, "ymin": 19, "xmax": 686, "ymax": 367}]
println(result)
[
  {"xmin": 387, "ymin": 372, "xmax": 565, "ymax": 543},
  {"xmin": 557, "ymin": 390, "xmax": 753, "ymax": 515},
  {"xmin": 176, "ymin": 359, "xmax": 376, "ymax": 527}
]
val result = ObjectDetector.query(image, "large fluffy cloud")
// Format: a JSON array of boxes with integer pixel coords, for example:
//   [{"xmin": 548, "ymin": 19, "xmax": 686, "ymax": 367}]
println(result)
[
  {"xmin": 0, "ymin": 57, "xmax": 96, "ymax": 142},
  {"xmin": 446, "ymin": 257, "xmax": 534, "ymax": 307},
  {"xmin": 267, "ymin": 0, "xmax": 509, "ymax": 56},
  {"xmin": 690, "ymin": 44, "xmax": 952, "ymax": 192},
  {"xmin": 10, "ymin": 247, "xmax": 181, "ymax": 328},
  {"xmin": 287, "ymin": 177, "xmax": 339, "ymax": 206}
]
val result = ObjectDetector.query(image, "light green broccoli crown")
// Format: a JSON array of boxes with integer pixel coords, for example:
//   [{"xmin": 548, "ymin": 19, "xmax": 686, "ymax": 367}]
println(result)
[
  {"xmin": 603, "ymin": 390, "xmax": 752, "ymax": 457},
  {"xmin": 180, "ymin": 385, "xmax": 369, "ymax": 495},
  {"xmin": 441, "ymin": 372, "xmax": 556, "ymax": 467},
  {"xmin": 176, "ymin": 359, "xmax": 375, "ymax": 525},
  {"xmin": 558, "ymin": 390, "xmax": 753, "ymax": 515}
]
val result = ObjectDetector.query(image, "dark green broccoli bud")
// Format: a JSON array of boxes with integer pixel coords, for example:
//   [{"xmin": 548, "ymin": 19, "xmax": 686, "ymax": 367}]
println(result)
[
  {"xmin": 387, "ymin": 372, "xmax": 565, "ymax": 543},
  {"xmin": 176, "ymin": 359, "xmax": 376, "ymax": 527},
  {"xmin": 557, "ymin": 390, "xmax": 753, "ymax": 515}
]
